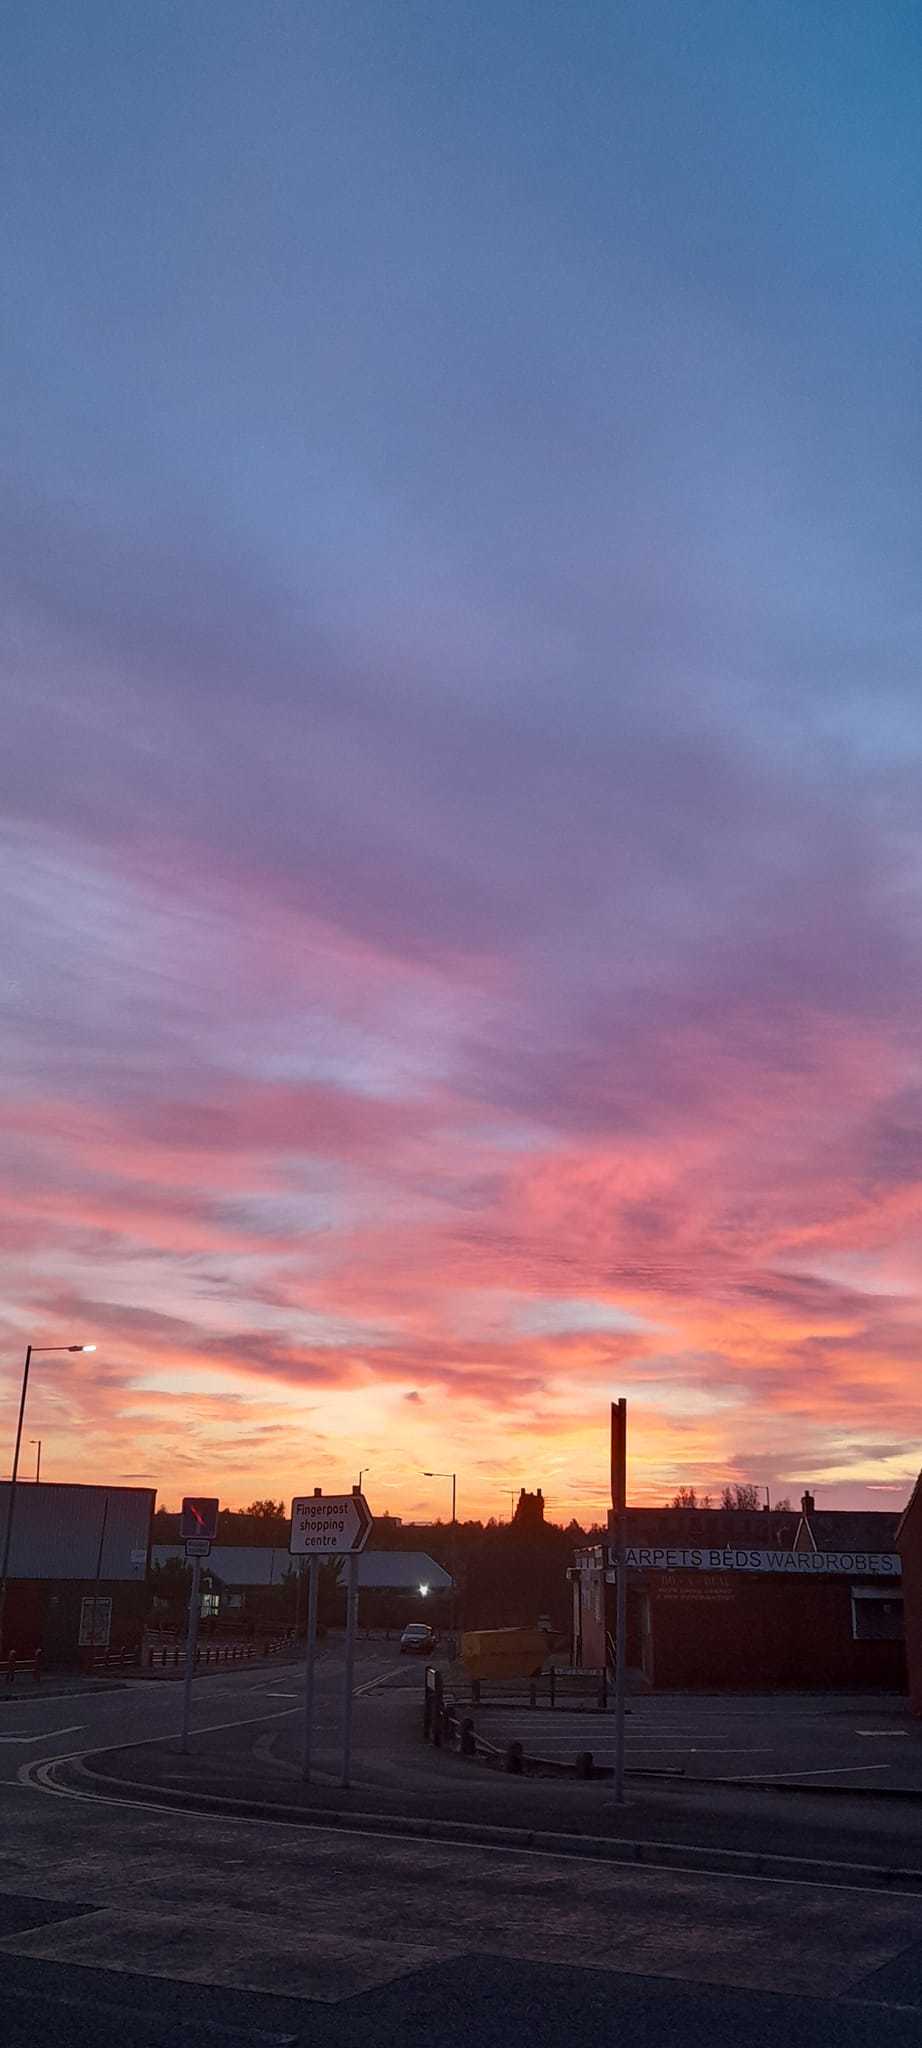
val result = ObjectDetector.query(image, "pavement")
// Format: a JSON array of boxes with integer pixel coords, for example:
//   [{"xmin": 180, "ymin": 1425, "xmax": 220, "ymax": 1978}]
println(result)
[{"xmin": 2, "ymin": 1653, "xmax": 922, "ymax": 2043}]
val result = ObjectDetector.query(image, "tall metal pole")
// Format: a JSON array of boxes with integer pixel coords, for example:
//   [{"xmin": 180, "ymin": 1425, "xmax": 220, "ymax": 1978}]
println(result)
[
  {"xmin": 180, "ymin": 1553, "xmax": 203, "ymax": 1755},
  {"xmin": 611, "ymin": 1398, "xmax": 627, "ymax": 1804},
  {"xmin": 32, "ymin": 1441, "xmax": 41, "ymax": 1485},
  {"xmin": 301, "ymin": 1555, "xmax": 319, "ymax": 1782},
  {"xmin": 0, "ymin": 1345, "xmax": 32, "ymax": 1658},
  {"xmin": 450, "ymin": 1471, "xmax": 458, "ymax": 1650},
  {"xmin": 341, "ymin": 1549, "xmax": 359, "ymax": 1788}
]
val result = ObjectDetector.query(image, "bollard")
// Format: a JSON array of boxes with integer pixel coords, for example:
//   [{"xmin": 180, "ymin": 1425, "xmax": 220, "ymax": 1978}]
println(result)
[
  {"xmin": 147, "ymin": 1649, "xmax": 154, "ymax": 1669},
  {"xmin": 460, "ymin": 1717, "xmax": 476, "ymax": 1756},
  {"xmin": 576, "ymin": 1750, "xmax": 594, "ymax": 1779},
  {"xmin": 432, "ymin": 1670, "xmax": 445, "ymax": 1748},
  {"xmin": 471, "ymin": 1677, "xmax": 481, "ymax": 1708},
  {"xmin": 549, "ymin": 1665, "xmax": 556, "ymax": 1709},
  {"xmin": 528, "ymin": 1680, "xmax": 537, "ymax": 1708},
  {"xmin": 505, "ymin": 1740, "xmax": 524, "ymax": 1774},
  {"xmin": 598, "ymin": 1665, "xmax": 608, "ymax": 1710},
  {"xmin": 423, "ymin": 1669, "xmax": 433, "ymax": 1740}
]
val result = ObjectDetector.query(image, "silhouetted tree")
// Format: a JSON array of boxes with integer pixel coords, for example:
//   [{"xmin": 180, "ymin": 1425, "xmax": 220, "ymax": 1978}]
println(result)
[{"xmin": 720, "ymin": 1484, "xmax": 762, "ymax": 1511}]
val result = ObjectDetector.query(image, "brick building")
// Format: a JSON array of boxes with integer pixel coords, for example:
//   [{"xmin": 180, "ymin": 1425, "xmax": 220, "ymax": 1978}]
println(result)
[{"xmin": 571, "ymin": 1493, "xmax": 904, "ymax": 1691}]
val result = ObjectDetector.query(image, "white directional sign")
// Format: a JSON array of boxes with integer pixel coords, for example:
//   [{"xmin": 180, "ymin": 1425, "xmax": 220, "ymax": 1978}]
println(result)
[{"xmin": 290, "ymin": 1492, "xmax": 372, "ymax": 1556}]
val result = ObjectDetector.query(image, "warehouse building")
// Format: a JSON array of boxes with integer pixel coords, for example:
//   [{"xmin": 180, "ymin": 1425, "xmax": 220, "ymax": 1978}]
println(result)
[
  {"xmin": 0, "ymin": 1482, "xmax": 153, "ymax": 1663},
  {"xmin": 151, "ymin": 1544, "xmax": 452, "ymax": 1629},
  {"xmin": 571, "ymin": 1493, "xmax": 904, "ymax": 1691}
]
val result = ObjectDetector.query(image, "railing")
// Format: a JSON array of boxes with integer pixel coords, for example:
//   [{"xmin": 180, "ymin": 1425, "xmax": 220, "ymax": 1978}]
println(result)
[
  {"xmin": 423, "ymin": 1666, "xmax": 608, "ymax": 1779},
  {"xmin": 459, "ymin": 1665, "xmax": 609, "ymax": 1710}
]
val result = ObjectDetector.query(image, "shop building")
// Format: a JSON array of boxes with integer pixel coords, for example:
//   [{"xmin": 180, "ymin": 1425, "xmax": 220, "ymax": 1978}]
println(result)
[
  {"xmin": 571, "ymin": 1495, "xmax": 904, "ymax": 1691},
  {"xmin": 0, "ymin": 1481, "xmax": 153, "ymax": 1662},
  {"xmin": 896, "ymin": 1474, "xmax": 922, "ymax": 1715}
]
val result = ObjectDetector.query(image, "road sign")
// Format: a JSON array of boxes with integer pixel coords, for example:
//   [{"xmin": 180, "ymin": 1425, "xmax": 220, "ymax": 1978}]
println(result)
[
  {"xmin": 184, "ymin": 1538, "xmax": 211, "ymax": 1558},
  {"xmin": 290, "ymin": 1492, "xmax": 372, "ymax": 1556},
  {"xmin": 180, "ymin": 1497, "xmax": 219, "ymax": 1541}
]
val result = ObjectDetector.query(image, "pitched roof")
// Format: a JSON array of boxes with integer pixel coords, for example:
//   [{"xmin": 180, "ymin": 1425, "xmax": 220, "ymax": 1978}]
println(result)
[
  {"xmin": 355, "ymin": 1550, "xmax": 451, "ymax": 1591},
  {"xmin": 802, "ymin": 1511, "xmax": 900, "ymax": 1552},
  {"xmin": 152, "ymin": 1545, "xmax": 294, "ymax": 1586},
  {"xmin": 595, "ymin": 1505, "xmax": 900, "ymax": 1557},
  {"xmin": 896, "ymin": 1474, "xmax": 922, "ymax": 1545},
  {"xmin": 151, "ymin": 1544, "xmax": 452, "ymax": 1590},
  {"xmin": 617, "ymin": 1507, "xmax": 801, "ymax": 1549}
]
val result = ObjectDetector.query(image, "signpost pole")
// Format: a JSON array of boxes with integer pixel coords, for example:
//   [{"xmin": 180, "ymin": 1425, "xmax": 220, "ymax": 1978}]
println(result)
[
  {"xmin": 341, "ymin": 1548, "xmax": 359, "ymax": 1788},
  {"xmin": 611, "ymin": 1398, "xmax": 627, "ymax": 1804},
  {"xmin": 301, "ymin": 1554, "xmax": 319, "ymax": 1783},
  {"xmin": 180, "ymin": 1553, "xmax": 202, "ymax": 1755}
]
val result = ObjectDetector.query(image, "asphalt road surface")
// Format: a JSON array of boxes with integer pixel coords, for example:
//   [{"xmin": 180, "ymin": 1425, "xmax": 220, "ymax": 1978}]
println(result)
[
  {"xmin": 469, "ymin": 1690, "xmax": 922, "ymax": 1790},
  {"xmin": 1, "ymin": 1658, "xmax": 922, "ymax": 2044}
]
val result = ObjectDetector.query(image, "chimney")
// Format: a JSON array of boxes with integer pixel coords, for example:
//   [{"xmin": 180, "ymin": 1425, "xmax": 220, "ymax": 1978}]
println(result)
[{"xmin": 801, "ymin": 1489, "xmax": 815, "ymax": 1515}]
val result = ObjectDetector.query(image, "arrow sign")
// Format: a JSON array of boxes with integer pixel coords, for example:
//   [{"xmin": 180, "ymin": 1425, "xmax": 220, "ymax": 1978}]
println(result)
[{"xmin": 289, "ymin": 1492, "xmax": 372, "ymax": 1556}]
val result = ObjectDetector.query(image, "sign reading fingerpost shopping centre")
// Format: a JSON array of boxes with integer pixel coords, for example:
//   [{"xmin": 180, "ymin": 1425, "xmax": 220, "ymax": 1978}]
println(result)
[{"xmin": 614, "ymin": 1546, "xmax": 901, "ymax": 1577}]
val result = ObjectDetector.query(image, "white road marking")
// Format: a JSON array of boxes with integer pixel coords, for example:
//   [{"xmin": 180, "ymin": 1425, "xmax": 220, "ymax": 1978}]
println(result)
[
  {"xmin": 729, "ymin": 1763, "xmax": 893, "ymax": 1780},
  {"xmin": 18, "ymin": 1759, "xmax": 922, "ymax": 1899},
  {"xmin": 353, "ymin": 1664, "xmax": 406, "ymax": 1695},
  {"xmin": 0, "ymin": 1724, "xmax": 83, "ymax": 1744},
  {"xmin": 856, "ymin": 1729, "xmax": 908, "ymax": 1737}
]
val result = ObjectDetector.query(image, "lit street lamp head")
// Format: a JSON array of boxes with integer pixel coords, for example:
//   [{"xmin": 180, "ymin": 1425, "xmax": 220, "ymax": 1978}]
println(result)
[{"xmin": 67, "ymin": 1344, "xmax": 95, "ymax": 1352}]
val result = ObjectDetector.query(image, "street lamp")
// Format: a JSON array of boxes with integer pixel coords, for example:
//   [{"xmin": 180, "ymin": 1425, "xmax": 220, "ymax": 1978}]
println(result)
[
  {"xmin": 0, "ymin": 1343, "xmax": 95, "ymax": 1654},
  {"xmin": 30, "ymin": 1440, "xmax": 41, "ymax": 1485},
  {"xmin": 357, "ymin": 1467, "xmax": 371, "ymax": 1493},
  {"xmin": 424, "ymin": 1469, "xmax": 458, "ymax": 1645}
]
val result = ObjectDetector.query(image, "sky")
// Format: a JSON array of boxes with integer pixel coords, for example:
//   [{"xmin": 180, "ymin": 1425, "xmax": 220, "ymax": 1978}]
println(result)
[{"xmin": 3, "ymin": 2, "xmax": 922, "ymax": 1522}]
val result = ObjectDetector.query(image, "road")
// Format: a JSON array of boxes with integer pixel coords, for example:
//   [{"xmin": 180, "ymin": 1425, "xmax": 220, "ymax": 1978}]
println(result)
[
  {"xmin": 0, "ymin": 1636, "xmax": 407, "ymax": 1786},
  {"xmin": 469, "ymin": 1690, "xmax": 922, "ymax": 1789},
  {"xmin": 1, "ymin": 1657, "xmax": 922, "ymax": 2043}
]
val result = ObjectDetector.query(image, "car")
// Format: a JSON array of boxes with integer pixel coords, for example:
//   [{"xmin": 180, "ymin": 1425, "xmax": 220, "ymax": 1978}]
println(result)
[{"xmin": 400, "ymin": 1622, "xmax": 436, "ymax": 1655}]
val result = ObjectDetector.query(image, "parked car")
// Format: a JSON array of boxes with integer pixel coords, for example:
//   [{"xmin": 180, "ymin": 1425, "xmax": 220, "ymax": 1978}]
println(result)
[{"xmin": 400, "ymin": 1622, "xmax": 436, "ymax": 1655}]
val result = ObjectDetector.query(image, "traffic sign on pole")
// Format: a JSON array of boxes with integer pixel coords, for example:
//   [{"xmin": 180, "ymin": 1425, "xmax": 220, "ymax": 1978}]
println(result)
[
  {"xmin": 180, "ymin": 1553, "xmax": 203, "ymax": 1754},
  {"xmin": 184, "ymin": 1538, "xmax": 211, "ymax": 1558},
  {"xmin": 289, "ymin": 1492, "xmax": 372, "ymax": 1555},
  {"xmin": 180, "ymin": 1497, "xmax": 219, "ymax": 1541}
]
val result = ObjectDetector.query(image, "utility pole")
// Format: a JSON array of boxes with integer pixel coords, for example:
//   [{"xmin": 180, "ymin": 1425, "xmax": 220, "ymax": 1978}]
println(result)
[{"xmin": 611, "ymin": 1398, "xmax": 627, "ymax": 1804}]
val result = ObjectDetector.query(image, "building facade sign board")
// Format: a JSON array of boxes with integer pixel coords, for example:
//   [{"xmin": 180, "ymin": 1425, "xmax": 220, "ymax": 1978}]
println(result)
[{"xmin": 612, "ymin": 1546, "xmax": 901, "ymax": 1578}]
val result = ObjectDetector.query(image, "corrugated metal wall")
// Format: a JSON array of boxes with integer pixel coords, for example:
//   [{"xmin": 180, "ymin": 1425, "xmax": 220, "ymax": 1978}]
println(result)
[{"xmin": 0, "ymin": 1483, "xmax": 154, "ymax": 1581}]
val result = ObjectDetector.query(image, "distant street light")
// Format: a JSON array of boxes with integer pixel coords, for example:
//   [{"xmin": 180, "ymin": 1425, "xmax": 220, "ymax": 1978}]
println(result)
[
  {"xmin": 424, "ymin": 1469, "xmax": 458, "ymax": 1644},
  {"xmin": 30, "ymin": 1440, "xmax": 41, "ymax": 1485},
  {"xmin": 0, "ymin": 1344, "xmax": 95, "ymax": 1654}
]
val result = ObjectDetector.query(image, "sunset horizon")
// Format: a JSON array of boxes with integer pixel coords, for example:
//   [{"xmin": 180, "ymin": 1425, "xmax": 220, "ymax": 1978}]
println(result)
[{"xmin": 5, "ymin": 5, "xmax": 922, "ymax": 1526}]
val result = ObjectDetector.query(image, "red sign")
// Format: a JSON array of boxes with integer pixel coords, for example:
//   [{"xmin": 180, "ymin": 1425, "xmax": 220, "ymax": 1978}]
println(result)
[{"xmin": 180, "ymin": 1497, "xmax": 219, "ymax": 1540}]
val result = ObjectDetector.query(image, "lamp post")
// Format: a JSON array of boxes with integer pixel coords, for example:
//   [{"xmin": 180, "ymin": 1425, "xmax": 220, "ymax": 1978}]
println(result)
[
  {"xmin": 30, "ymin": 1441, "xmax": 41, "ymax": 1485},
  {"xmin": 0, "ymin": 1344, "xmax": 95, "ymax": 1654},
  {"xmin": 424, "ymin": 1469, "xmax": 457, "ymax": 1647}
]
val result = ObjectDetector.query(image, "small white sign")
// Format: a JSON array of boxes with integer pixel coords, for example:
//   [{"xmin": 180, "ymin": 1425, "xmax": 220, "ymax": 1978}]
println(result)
[
  {"xmin": 79, "ymin": 1595, "xmax": 112, "ymax": 1648},
  {"xmin": 290, "ymin": 1493, "xmax": 372, "ymax": 1556}
]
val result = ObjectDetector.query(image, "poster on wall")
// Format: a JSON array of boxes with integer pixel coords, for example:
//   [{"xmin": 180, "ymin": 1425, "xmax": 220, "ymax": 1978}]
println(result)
[{"xmin": 78, "ymin": 1596, "xmax": 112, "ymax": 1648}]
